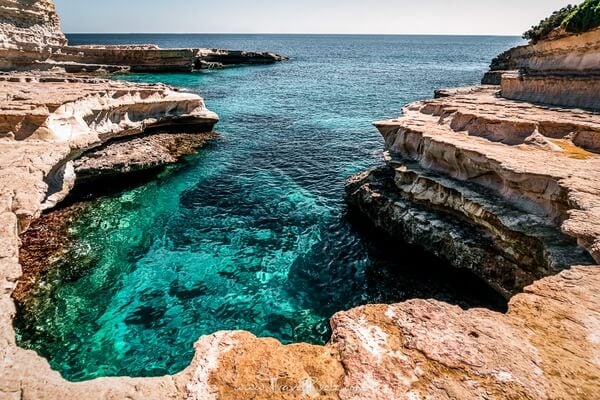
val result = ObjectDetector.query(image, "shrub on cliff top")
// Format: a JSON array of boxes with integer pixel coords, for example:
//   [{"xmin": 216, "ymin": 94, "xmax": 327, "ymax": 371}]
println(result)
[
  {"xmin": 563, "ymin": 0, "xmax": 600, "ymax": 33},
  {"xmin": 522, "ymin": 5, "xmax": 576, "ymax": 42},
  {"xmin": 523, "ymin": 0, "xmax": 600, "ymax": 43}
]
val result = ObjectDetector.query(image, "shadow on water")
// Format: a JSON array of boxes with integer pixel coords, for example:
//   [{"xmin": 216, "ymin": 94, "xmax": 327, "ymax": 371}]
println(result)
[
  {"xmin": 14, "ymin": 34, "xmax": 522, "ymax": 381},
  {"xmin": 286, "ymin": 208, "xmax": 508, "ymax": 336}
]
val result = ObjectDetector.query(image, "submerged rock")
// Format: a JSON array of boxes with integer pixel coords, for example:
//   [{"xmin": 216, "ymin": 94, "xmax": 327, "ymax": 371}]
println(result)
[
  {"xmin": 73, "ymin": 132, "xmax": 218, "ymax": 184},
  {"xmin": 1, "ymin": 1, "xmax": 600, "ymax": 399}
]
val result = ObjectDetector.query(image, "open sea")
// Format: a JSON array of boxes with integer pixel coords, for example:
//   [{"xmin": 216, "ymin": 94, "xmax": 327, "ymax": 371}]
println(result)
[{"xmin": 15, "ymin": 34, "xmax": 523, "ymax": 381}]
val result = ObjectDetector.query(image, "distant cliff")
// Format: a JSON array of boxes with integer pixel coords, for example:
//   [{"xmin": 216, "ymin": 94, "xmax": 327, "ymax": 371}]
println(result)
[
  {"xmin": 482, "ymin": 27, "xmax": 600, "ymax": 110},
  {"xmin": 489, "ymin": 27, "xmax": 600, "ymax": 74},
  {"xmin": 0, "ymin": 0, "xmax": 285, "ymax": 72}
]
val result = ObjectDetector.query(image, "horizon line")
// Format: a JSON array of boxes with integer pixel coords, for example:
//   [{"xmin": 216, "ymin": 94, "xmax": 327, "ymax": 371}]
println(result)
[{"xmin": 63, "ymin": 32, "xmax": 523, "ymax": 37}]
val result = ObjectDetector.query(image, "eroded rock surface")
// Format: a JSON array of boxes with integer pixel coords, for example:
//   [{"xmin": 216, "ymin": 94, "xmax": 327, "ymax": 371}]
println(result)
[
  {"xmin": 0, "ymin": 0, "xmax": 66, "ymax": 48},
  {"xmin": 348, "ymin": 87, "xmax": 599, "ymax": 295},
  {"xmin": 1, "ymin": 1, "xmax": 600, "ymax": 399},
  {"xmin": 0, "ymin": 0, "xmax": 286, "ymax": 72},
  {"xmin": 501, "ymin": 71, "xmax": 600, "ymax": 110},
  {"xmin": 343, "ymin": 47, "xmax": 600, "ymax": 396},
  {"xmin": 4, "ymin": 80, "xmax": 598, "ymax": 399},
  {"xmin": 0, "ymin": 72, "xmax": 220, "ymax": 398},
  {"xmin": 488, "ymin": 27, "xmax": 600, "ymax": 76},
  {"xmin": 73, "ymin": 132, "xmax": 218, "ymax": 183},
  {"xmin": 331, "ymin": 266, "xmax": 600, "ymax": 400},
  {"xmin": 482, "ymin": 28, "xmax": 600, "ymax": 110}
]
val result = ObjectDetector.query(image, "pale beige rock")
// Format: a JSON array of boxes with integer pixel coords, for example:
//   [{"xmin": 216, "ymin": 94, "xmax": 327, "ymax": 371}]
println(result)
[
  {"xmin": 372, "ymin": 87, "xmax": 600, "ymax": 265},
  {"xmin": 0, "ymin": 0, "xmax": 285, "ymax": 72},
  {"xmin": 0, "ymin": 0, "xmax": 66, "ymax": 48},
  {"xmin": 489, "ymin": 27, "xmax": 600, "ymax": 74},
  {"xmin": 5, "ymin": 79, "xmax": 598, "ymax": 400},
  {"xmin": 331, "ymin": 266, "xmax": 600, "ymax": 400},
  {"xmin": 501, "ymin": 71, "xmax": 600, "ymax": 111},
  {"xmin": 1, "ymin": 1, "xmax": 599, "ymax": 399},
  {"xmin": 0, "ymin": 73, "xmax": 221, "ymax": 399}
]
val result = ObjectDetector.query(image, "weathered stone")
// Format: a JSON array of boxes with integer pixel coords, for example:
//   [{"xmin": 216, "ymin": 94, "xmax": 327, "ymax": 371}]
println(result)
[
  {"xmin": 331, "ymin": 266, "xmax": 600, "ymax": 400},
  {"xmin": 501, "ymin": 71, "xmax": 600, "ymax": 111},
  {"xmin": 369, "ymin": 87, "xmax": 600, "ymax": 266},
  {"xmin": 0, "ymin": 1, "xmax": 286, "ymax": 72},
  {"xmin": 482, "ymin": 28, "xmax": 600, "ymax": 109},
  {"xmin": 73, "ymin": 132, "xmax": 218, "ymax": 183},
  {"xmin": 0, "ymin": 0, "xmax": 66, "ymax": 48},
  {"xmin": 488, "ymin": 27, "xmax": 600, "ymax": 74},
  {"xmin": 1, "ymin": 1, "xmax": 600, "ymax": 399}
]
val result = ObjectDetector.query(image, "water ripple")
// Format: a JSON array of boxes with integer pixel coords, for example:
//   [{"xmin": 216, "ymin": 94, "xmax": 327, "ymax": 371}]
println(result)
[{"xmin": 15, "ymin": 34, "xmax": 521, "ymax": 381}]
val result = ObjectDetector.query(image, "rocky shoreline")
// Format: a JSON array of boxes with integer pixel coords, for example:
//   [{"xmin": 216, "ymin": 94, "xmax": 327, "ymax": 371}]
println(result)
[
  {"xmin": 344, "ymin": 27, "xmax": 600, "ymax": 398},
  {"xmin": 12, "ymin": 202, "xmax": 89, "ymax": 308},
  {"xmin": 1, "ymin": 1, "xmax": 600, "ymax": 399},
  {"xmin": 0, "ymin": 0, "xmax": 286, "ymax": 73},
  {"xmin": 346, "ymin": 85, "xmax": 599, "ymax": 297}
]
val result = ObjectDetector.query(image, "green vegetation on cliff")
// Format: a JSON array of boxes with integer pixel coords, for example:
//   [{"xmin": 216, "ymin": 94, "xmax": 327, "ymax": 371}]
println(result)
[
  {"xmin": 522, "ymin": 5, "xmax": 576, "ymax": 43},
  {"xmin": 523, "ymin": 0, "xmax": 600, "ymax": 43},
  {"xmin": 563, "ymin": 0, "xmax": 600, "ymax": 33}
]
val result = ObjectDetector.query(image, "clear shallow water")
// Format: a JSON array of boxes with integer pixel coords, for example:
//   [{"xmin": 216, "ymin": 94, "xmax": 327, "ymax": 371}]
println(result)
[{"xmin": 16, "ymin": 35, "xmax": 522, "ymax": 381}]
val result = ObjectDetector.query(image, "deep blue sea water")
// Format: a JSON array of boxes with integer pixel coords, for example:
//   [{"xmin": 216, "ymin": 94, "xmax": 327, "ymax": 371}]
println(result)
[{"xmin": 16, "ymin": 34, "xmax": 523, "ymax": 381}]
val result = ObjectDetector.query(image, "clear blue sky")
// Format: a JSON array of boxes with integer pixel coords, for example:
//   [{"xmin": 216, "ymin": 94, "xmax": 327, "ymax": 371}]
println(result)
[{"xmin": 54, "ymin": 0, "xmax": 574, "ymax": 35}]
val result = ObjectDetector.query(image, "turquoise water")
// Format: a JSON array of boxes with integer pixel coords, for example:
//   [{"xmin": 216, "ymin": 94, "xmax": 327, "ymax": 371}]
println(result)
[{"xmin": 16, "ymin": 35, "xmax": 522, "ymax": 381}]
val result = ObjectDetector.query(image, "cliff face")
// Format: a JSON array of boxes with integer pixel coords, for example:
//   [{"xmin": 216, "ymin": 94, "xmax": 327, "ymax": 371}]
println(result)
[
  {"xmin": 0, "ymin": 0, "xmax": 69, "ymax": 70},
  {"xmin": 0, "ymin": 0, "xmax": 66, "ymax": 48},
  {"xmin": 348, "ymin": 87, "xmax": 598, "ymax": 294},
  {"xmin": 482, "ymin": 28, "xmax": 600, "ymax": 110},
  {"xmin": 0, "ymin": 0, "xmax": 285, "ymax": 72},
  {"xmin": 2, "ymin": 2, "xmax": 599, "ymax": 400},
  {"xmin": 0, "ymin": 72, "xmax": 219, "ymax": 223},
  {"xmin": 489, "ymin": 27, "xmax": 600, "ymax": 74},
  {"xmin": 341, "ymin": 28, "xmax": 600, "ymax": 400}
]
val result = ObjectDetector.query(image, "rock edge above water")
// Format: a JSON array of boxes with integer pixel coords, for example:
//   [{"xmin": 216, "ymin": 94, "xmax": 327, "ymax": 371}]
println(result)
[{"xmin": 1, "ymin": 1, "xmax": 600, "ymax": 399}]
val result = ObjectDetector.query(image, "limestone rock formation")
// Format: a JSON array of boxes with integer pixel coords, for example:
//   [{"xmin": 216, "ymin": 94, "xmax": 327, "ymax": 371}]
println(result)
[
  {"xmin": 482, "ymin": 27, "xmax": 600, "ymax": 110},
  {"xmin": 501, "ymin": 71, "xmax": 600, "ymax": 110},
  {"xmin": 0, "ymin": 0, "xmax": 286, "ymax": 72},
  {"xmin": 73, "ymin": 132, "xmax": 218, "ymax": 184},
  {"xmin": 43, "ymin": 45, "xmax": 287, "ymax": 73},
  {"xmin": 342, "ymin": 30, "xmax": 600, "ymax": 400},
  {"xmin": 347, "ymin": 87, "xmax": 599, "ymax": 295},
  {"xmin": 0, "ymin": 0, "xmax": 66, "ymax": 48},
  {"xmin": 489, "ymin": 27, "xmax": 600, "ymax": 74},
  {"xmin": 2, "ymin": 1, "xmax": 600, "ymax": 399},
  {"xmin": 0, "ymin": 72, "xmax": 219, "ymax": 224},
  {"xmin": 330, "ymin": 266, "xmax": 600, "ymax": 400},
  {"xmin": 0, "ymin": 0, "xmax": 67, "ymax": 70}
]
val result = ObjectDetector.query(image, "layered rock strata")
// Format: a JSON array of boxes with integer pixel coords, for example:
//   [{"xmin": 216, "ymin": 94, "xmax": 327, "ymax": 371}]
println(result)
[
  {"xmin": 2, "ymin": 1, "xmax": 600, "ymax": 399},
  {"xmin": 73, "ymin": 131, "xmax": 218, "ymax": 184},
  {"xmin": 40, "ymin": 46, "xmax": 287, "ymax": 73},
  {"xmin": 0, "ymin": 0, "xmax": 286, "ymax": 73},
  {"xmin": 482, "ymin": 27, "xmax": 600, "ymax": 110},
  {"xmin": 4, "ymin": 86, "xmax": 600, "ymax": 400},
  {"xmin": 0, "ymin": 71, "xmax": 218, "ymax": 226},
  {"xmin": 343, "ymin": 54, "xmax": 600, "ymax": 396},
  {"xmin": 348, "ymin": 87, "xmax": 599, "ymax": 294},
  {"xmin": 0, "ymin": 0, "xmax": 66, "ymax": 48},
  {"xmin": 489, "ymin": 27, "xmax": 600, "ymax": 75},
  {"xmin": 501, "ymin": 71, "xmax": 600, "ymax": 110}
]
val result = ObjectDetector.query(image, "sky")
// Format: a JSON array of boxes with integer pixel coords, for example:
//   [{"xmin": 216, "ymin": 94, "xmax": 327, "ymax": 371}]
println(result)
[{"xmin": 54, "ymin": 0, "xmax": 575, "ymax": 35}]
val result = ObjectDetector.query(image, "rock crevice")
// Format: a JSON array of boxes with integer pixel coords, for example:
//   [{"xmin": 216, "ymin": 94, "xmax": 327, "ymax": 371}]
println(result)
[{"xmin": 1, "ymin": 1, "xmax": 600, "ymax": 399}]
